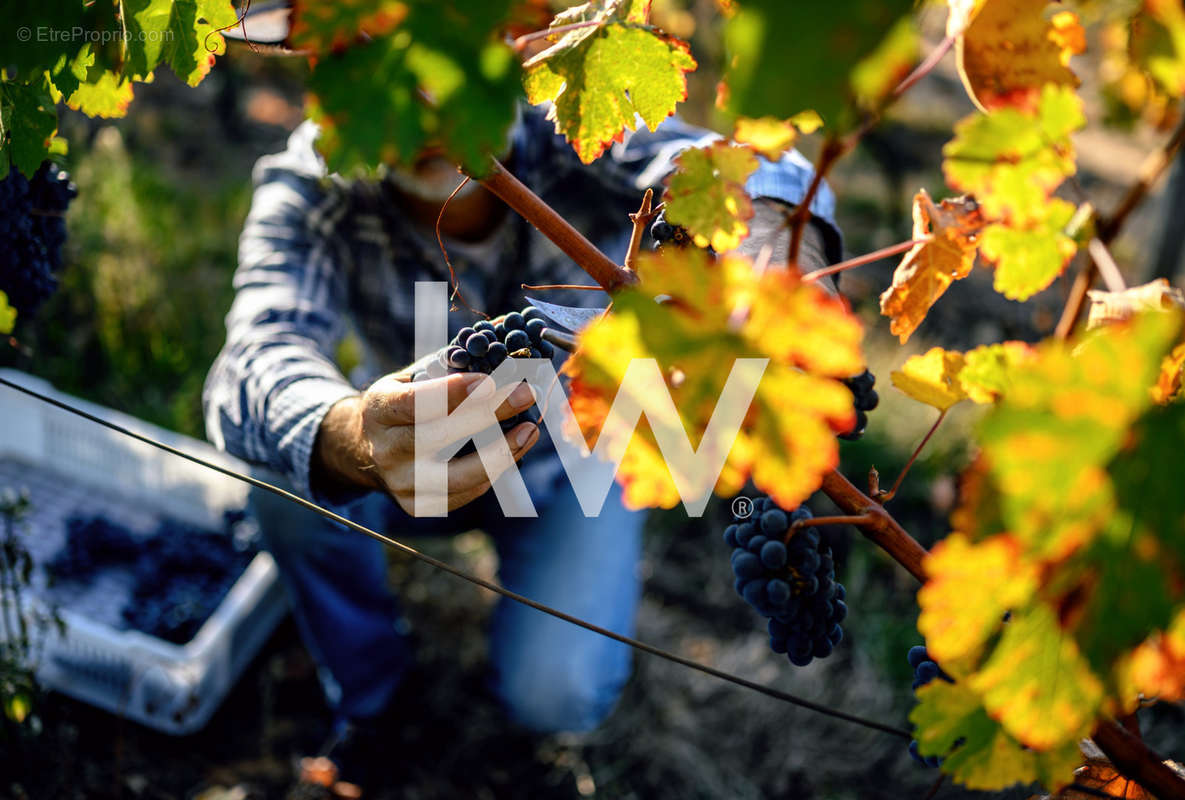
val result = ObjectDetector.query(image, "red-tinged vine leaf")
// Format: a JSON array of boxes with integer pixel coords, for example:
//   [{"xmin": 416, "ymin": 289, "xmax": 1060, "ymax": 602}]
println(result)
[
  {"xmin": 1154, "ymin": 342, "xmax": 1185, "ymax": 404},
  {"xmin": 975, "ymin": 312, "xmax": 1183, "ymax": 560},
  {"xmin": 662, "ymin": 142, "xmax": 757, "ymax": 252},
  {"xmin": 563, "ymin": 247, "xmax": 863, "ymax": 510},
  {"xmin": 850, "ymin": 16, "xmax": 919, "ymax": 111},
  {"xmin": 956, "ymin": 0, "xmax": 1084, "ymax": 113},
  {"xmin": 0, "ymin": 76, "xmax": 59, "ymax": 179},
  {"xmin": 0, "ymin": 292, "xmax": 16, "ymax": 336},
  {"xmin": 721, "ymin": 0, "xmax": 914, "ymax": 128},
  {"xmin": 970, "ymin": 605, "xmax": 1104, "ymax": 749},
  {"xmin": 879, "ymin": 190, "xmax": 985, "ymax": 344},
  {"xmin": 121, "ymin": 0, "xmax": 238, "ymax": 86},
  {"xmin": 288, "ymin": 0, "xmax": 409, "ymax": 53},
  {"xmin": 891, "ymin": 347, "xmax": 969, "ymax": 412},
  {"xmin": 918, "ymin": 533, "xmax": 1038, "ymax": 669},
  {"xmin": 910, "ymin": 680, "xmax": 1082, "ymax": 792},
  {"xmin": 1131, "ymin": 0, "xmax": 1185, "ymax": 99},
  {"xmin": 1087, "ymin": 278, "xmax": 1185, "ymax": 331},
  {"xmin": 67, "ymin": 72, "xmax": 137, "ymax": 119},
  {"xmin": 731, "ymin": 111, "xmax": 821, "ymax": 161},
  {"xmin": 957, "ymin": 341, "xmax": 1035, "ymax": 403},
  {"xmin": 1123, "ymin": 607, "xmax": 1185, "ymax": 703},
  {"xmin": 943, "ymin": 84, "xmax": 1084, "ymax": 225},
  {"xmin": 522, "ymin": 0, "xmax": 697, "ymax": 164},
  {"xmin": 979, "ymin": 198, "xmax": 1078, "ymax": 302},
  {"xmin": 307, "ymin": 1, "xmax": 522, "ymax": 173}
]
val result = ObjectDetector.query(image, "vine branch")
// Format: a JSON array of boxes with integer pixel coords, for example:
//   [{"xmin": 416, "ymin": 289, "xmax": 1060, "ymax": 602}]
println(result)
[
  {"xmin": 475, "ymin": 158, "xmax": 638, "ymax": 292},
  {"xmin": 818, "ymin": 469, "xmax": 928, "ymax": 583},
  {"xmin": 801, "ymin": 237, "xmax": 929, "ymax": 284}
]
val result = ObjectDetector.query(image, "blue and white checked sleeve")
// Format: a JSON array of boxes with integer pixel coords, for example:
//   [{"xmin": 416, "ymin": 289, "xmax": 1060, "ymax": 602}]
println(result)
[{"xmin": 203, "ymin": 123, "xmax": 359, "ymax": 500}]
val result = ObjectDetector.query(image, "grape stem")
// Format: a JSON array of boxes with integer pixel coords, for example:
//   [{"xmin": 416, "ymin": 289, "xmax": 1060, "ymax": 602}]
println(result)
[
  {"xmin": 521, "ymin": 283, "xmax": 605, "ymax": 292},
  {"xmin": 625, "ymin": 188, "xmax": 661, "ymax": 273},
  {"xmin": 540, "ymin": 328, "xmax": 578, "ymax": 353},
  {"xmin": 800, "ymin": 238, "xmax": 930, "ymax": 283},
  {"xmin": 877, "ymin": 409, "xmax": 947, "ymax": 504},
  {"xmin": 789, "ymin": 514, "xmax": 873, "ymax": 533}
]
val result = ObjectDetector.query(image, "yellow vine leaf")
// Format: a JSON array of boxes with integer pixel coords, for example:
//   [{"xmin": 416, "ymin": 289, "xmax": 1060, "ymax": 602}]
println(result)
[
  {"xmin": 971, "ymin": 605, "xmax": 1104, "ymax": 749},
  {"xmin": 731, "ymin": 111, "xmax": 821, "ymax": 161},
  {"xmin": 911, "ymin": 680, "xmax": 1082, "ymax": 792},
  {"xmin": 1122, "ymin": 607, "xmax": 1185, "ymax": 703},
  {"xmin": 662, "ymin": 142, "xmax": 758, "ymax": 251},
  {"xmin": 523, "ymin": 0, "xmax": 697, "ymax": 164},
  {"xmin": 918, "ymin": 533, "xmax": 1038, "ymax": 668},
  {"xmin": 943, "ymin": 84, "xmax": 1084, "ymax": 225},
  {"xmin": 957, "ymin": 341, "xmax": 1035, "ymax": 403},
  {"xmin": 957, "ymin": 0, "xmax": 1084, "ymax": 112},
  {"xmin": 1132, "ymin": 0, "xmax": 1185, "ymax": 99},
  {"xmin": 0, "ymin": 292, "xmax": 16, "ymax": 335},
  {"xmin": 979, "ymin": 198, "xmax": 1079, "ymax": 302},
  {"xmin": 564, "ymin": 247, "xmax": 863, "ymax": 510},
  {"xmin": 67, "ymin": 72, "xmax": 137, "ymax": 119},
  {"xmin": 891, "ymin": 347, "xmax": 969, "ymax": 412},
  {"xmin": 879, "ymin": 190, "xmax": 985, "ymax": 344}
]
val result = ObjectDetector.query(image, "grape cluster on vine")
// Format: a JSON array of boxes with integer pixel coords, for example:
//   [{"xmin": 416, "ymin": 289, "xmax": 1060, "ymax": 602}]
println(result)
[
  {"xmin": 0, "ymin": 161, "xmax": 77, "ymax": 317},
  {"xmin": 724, "ymin": 496, "xmax": 847, "ymax": 667},
  {"xmin": 907, "ymin": 644, "xmax": 954, "ymax": 767}
]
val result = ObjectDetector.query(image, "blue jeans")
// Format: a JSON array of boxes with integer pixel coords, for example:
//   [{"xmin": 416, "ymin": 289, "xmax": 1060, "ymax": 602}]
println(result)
[{"xmin": 250, "ymin": 473, "xmax": 643, "ymax": 733}]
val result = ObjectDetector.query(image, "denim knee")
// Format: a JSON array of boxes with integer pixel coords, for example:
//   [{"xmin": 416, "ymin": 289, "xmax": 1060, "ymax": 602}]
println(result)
[{"xmin": 492, "ymin": 642, "xmax": 631, "ymax": 733}]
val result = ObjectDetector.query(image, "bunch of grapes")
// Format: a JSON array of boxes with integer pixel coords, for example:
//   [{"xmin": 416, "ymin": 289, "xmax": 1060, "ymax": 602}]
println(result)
[
  {"xmin": 649, "ymin": 212, "xmax": 691, "ymax": 250},
  {"xmin": 724, "ymin": 496, "xmax": 847, "ymax": 667},
  {"xmin": 907, "ymin": 644, "xmax": 954, "ymax": 767},
  {"xmin": 839, "ymin": 369, "xmax": 878, "ymax": 441},
  {"xmin": 49, "ymin": 514, "xmax": 141, "ymax": 580},
  {"xmin": 0, "ymin": 161, "xmax": 77, "ymax": 317}
]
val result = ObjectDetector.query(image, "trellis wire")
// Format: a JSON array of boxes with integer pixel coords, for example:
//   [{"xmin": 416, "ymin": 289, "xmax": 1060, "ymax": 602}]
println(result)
[{"xmin": 0, "ymin": 375, "xmax": 912, "ymax": 740}]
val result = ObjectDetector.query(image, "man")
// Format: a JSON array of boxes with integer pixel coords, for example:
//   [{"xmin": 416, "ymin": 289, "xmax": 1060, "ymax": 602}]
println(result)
[{"xmin": 203, "ymin": 99, "xmax": 840, "ymax": 783}]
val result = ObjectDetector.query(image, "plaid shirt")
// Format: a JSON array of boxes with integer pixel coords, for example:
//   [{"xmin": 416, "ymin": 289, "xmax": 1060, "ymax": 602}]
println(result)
[{"xmin": 203, "ymin": 106, "xmax": 841, "ymax": 505}]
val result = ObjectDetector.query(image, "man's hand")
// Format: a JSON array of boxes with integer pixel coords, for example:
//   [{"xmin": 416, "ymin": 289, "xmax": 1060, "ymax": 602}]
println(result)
[{"xmin": 312, "ymin": 372, "xmax": 540, "ymax": 513}]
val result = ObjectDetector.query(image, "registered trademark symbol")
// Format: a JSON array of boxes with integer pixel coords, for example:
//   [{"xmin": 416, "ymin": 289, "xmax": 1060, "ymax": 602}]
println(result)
[{"xmin": 731, "ymin": 496, "xmax": 754, "ymax": 519}]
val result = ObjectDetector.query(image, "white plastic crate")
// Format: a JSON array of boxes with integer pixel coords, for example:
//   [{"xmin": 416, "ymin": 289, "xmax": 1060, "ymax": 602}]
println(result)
[{"xmin": 0, "ymin": 368, "xmax": 288, "ymax": 735}]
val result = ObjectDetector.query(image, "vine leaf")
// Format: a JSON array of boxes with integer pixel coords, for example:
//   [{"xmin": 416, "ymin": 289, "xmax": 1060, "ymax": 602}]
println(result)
[
  {"xmin": 850, "ymin": 16, "xmax": 920, "ymax": 110},
  {"xmin": 956, "ymin": 0, "xmax": 1084, "ymax": 112},
  {"xmin": 979, "ymin": 197, "xmax": 1078, "ymax": 301},
  {"xmin": 1130, "ymin": 0, "xmax": 1185, "ymax": 99},
  {"xmin": 879, "ymin": 190, "xmax": 985, "ymax": 344},
  {"xmin": 0, "ymin": 76, "xmax": 59, "ymax": 178},
  {"xmin": 563, "ymin": 247, "xmax": 863, "ymax": 510},
  {"xmin": 732, "ymin": 111, "xmax": 821, "ymax": 161},
  {"xmin": 662, "ymin": 142, "xmax": 758, "ymax": 251},
  {"xmin": 891, "ymin": 347, "xmax": 969, "ymax": 412},
  {"xmin": 957, "ymin": 341, "xmax": 1034, "ymax": 403},
  {"xmin": 911, "ymin": 680, "xmax": 1082, "ymax": 792},
  {"xmin": 918, "ymin": 533, "xmax": 1037, "ymax": 668},
  {"xmin": 721, "ymin": 0, "xmax": 914, "ymax": 127},
  {"xmin": 0, "ymin": 292, "xmax": 16, "ymax": 335},
  {"xmin": 122, "ymin": 0, "xmax": 238, "ymax": 86},
  {"xmin": 1124, "ymin": 608, "xmax": 1185, "ymax": 704},
  {"xmin": 523, "ymin": 0, "xmax": 697, "ymax": 164},
  {"xmin": 1153, "ymin": 342, "xmax": 1185, "ymax": 404},
  {"xmin": 306, "ymin": 0, "xmax": 522, "ymax": 173},
  {"xmin": 66, "ymin": 72, "xmax": 137, "ymax": 119},
  {"xmin": 288, "ymin": 0, "xmax": 409, "ymax": 53},
  {"xmin": 943, "ymin": 84, "xmax": 1084, "ymax": 225}
]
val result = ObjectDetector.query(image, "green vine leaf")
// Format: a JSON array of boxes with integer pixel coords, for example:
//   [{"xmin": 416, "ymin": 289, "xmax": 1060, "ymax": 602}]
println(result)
[
  {"xmin": 721, "ymin": 0, "xmax": 914, "ymax": 127},
  {"xmin": 0, "ymin": 75, "xmax": 59, "ymax": 178},
  {"xmin": 943, "ymin": 84, "xmax": 1084, "ymax": 225},
  {"xmin": 307, "ymin": 1, "xmax": 521, "ymax": 174},
  {"xmin": 122, "ymin": 0, "xmax": 237, "ymax": 86},
  {"xmin": 979, "ymin": 197, "xmax": 1079, "ymax": 301},
  {"xmin": 662, "ymin": 142, "xmax": 758, "ymax": 252},
  {"xmin": 0, "ymin": 292, "xmax": 17, "ymax": 335},
  {"xmin": 523, "ymin": 0, "xmax": 696, "ymax": 164},
  {"xmin": 956, "ymin": 341, "xmax": 1034, "ymax": 404}
]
